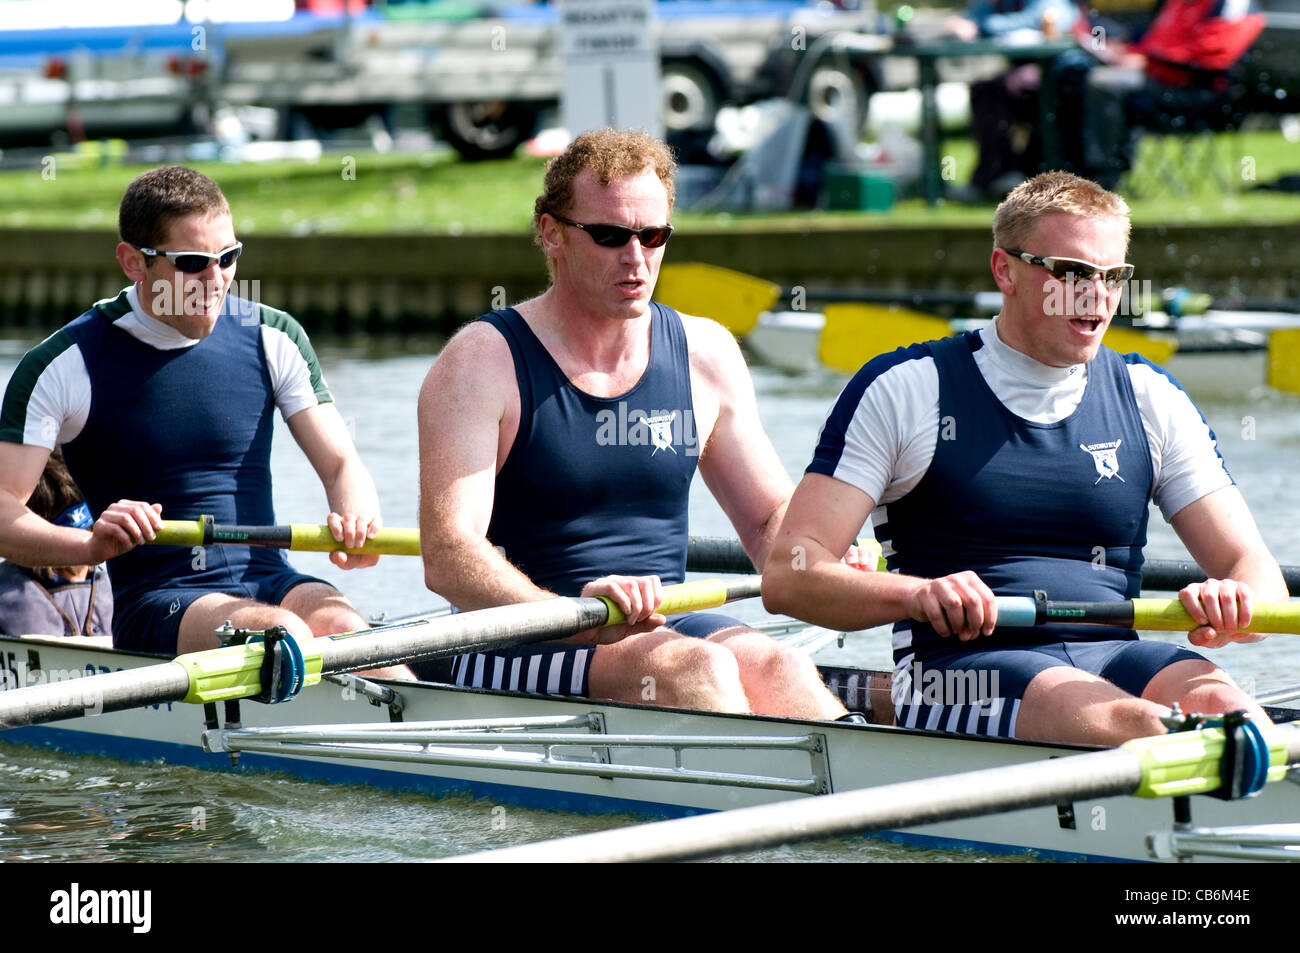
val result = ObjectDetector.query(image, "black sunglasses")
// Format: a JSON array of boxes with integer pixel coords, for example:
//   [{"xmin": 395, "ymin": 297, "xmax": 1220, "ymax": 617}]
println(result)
[
  {"xmin": 1002, "ymin": 248, "xmax": 1134, "ymax": 288},
  {"xmin": 136, "ymin": 242, "xmax": 243, "ymax": 274},
  {"xmin": 550, "ymin": 214, "xmax": 673, "ymax": 249}
]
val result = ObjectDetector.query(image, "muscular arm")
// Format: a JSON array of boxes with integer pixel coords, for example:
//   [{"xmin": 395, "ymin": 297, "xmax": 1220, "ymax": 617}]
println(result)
[
  {"xmin": 684, "ymin": 316, "xmax": 792, "ymax": 571},
  {"xmin": 287, "ymin": 402, "xmax": 383, "ymax": 569},
  {"xmin": 1170, "ymin": 485, "xmax": 1287, "ymax": 647},
  {"xmin": 417, "ymin": 323, "xmax": 553, "ymax": 610},
  {"xmin": 417, "ymin": 322, "xmax": 668, "ymax": 640},
  {"xmin": 762, "ymin": 473, "xmax": 997, "ymax": 638}
]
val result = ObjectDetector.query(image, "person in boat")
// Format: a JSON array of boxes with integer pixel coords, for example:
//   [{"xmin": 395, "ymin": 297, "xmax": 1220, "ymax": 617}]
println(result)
[
  {"xmin": 0, "ymin": 449, "xmax": 112, "ymax": 640},
  {"xmin": 416, "ymin": 127, "xmax": 848, "ymax": 718},
  {"xmin": 0, "ymin": 166, "xmax": 407, "ymax": 673},
  {"xmin": 762, "ymin": 171, "xmax": 1286, "ymax": 745}
]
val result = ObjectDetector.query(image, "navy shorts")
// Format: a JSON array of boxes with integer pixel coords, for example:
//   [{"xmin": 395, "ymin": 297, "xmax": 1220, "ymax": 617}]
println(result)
[
  {"xmin": 429, "ymin": 611, "xmax": 747, "ymax": 696},
  {"xmin": 893, "ymin": 639, "xmax": 1209, "ymax": 739},
  {"xmin": 112, "ymin": 567, "xmax": 335, "ymax": 656}
]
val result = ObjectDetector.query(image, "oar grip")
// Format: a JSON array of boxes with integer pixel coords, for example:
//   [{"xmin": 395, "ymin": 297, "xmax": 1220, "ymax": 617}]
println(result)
[
  {"xmin": 287, "ymin": 525, "xmax": 422, "ymax": 556},
  {"xmin": 597, "ymin": 579, "xmax": 735, "ymax": 627},
  {"xmin": 1132, "ymin": 598, "xmax": 1300, "ymax": 635},
  {"xmin": 154, "ymin": 518, "xmax": 210, "ymax": 547}
]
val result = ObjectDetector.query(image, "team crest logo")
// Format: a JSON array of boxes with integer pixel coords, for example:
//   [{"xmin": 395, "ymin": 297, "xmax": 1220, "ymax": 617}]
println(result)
[
  {"xmin": 642, "ymin": 412, "xmax": 678, "ymax": 455},
  {"xmin": 1080, "ymin": 439, "xmax": 1125, "ymax": 484}
]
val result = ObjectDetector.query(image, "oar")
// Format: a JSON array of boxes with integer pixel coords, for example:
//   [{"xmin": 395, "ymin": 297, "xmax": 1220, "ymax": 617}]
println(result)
[
  {"xmin": 997, "ymin": 594, "xmax": 1300, "ymax": 634},
  {"xmin": 149, "ymin": 523, "xmax": 1300, "ymax": 600},
  {"xmin": 447, "ymin": 719, "xmax": 1300, "ymax": 862},
  {"xmin": 682, "ymin": 536, "xmax": 1300, "ymax": 596},
  {"xmin": 153, "ymin": 517, "xmax": 420, "ymax": 556},
  {"xmin": 0, "ymin": 576, "xmax": 761, "ymax": 731}
]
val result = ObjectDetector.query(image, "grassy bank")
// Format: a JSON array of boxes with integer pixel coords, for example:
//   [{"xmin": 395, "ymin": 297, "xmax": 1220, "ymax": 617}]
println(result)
[{"xmin": 0, "ymin": 129, "xmax": 1296, "ymax": 235}]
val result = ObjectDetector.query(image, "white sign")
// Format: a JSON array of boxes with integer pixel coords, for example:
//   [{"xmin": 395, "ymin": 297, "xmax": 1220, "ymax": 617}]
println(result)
[{"xmin": 558, "ymin": 0, "xmax": 661, "ymax": 138}]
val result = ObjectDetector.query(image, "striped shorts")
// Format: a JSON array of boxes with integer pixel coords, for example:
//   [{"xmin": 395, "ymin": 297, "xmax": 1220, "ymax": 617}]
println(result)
[
  {"xmin": 444, "ymin": 611, "xmax": 746, "ymax": 697},
  {"xmin": 892, "ymin": 639, "xmax": 1207, "ymax": 739}
]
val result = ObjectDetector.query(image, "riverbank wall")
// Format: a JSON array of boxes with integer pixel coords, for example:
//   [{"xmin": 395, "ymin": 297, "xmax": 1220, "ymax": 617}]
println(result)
[{"xmin": 2, "ymin": 223, "xmax": 1295, "ymax": 335}]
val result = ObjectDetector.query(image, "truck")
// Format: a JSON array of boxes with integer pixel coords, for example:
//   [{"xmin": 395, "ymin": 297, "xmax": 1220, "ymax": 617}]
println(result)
[{"xmin": 0, "ymin": 0, "xmax": 887, "ymax": 161}]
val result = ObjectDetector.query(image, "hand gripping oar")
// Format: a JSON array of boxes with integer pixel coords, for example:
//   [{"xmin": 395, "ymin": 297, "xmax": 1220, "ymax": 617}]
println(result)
[
  {"xmin": 447, "ymin": 718, "xmax": 1300, "ymax": 863},
  {"xmin": 0, "ymin": 577, "xmax": 760, "ymax": 730},
  {"xmin": 996, "ymin": 593, "xmax": 1300, "ymax": 634}
]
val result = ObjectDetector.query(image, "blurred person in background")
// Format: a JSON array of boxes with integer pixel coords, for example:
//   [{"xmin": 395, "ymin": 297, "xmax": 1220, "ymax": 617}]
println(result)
[{"xmin": 0, "ymin": 450, "xmax": 112, "ymax": 640}]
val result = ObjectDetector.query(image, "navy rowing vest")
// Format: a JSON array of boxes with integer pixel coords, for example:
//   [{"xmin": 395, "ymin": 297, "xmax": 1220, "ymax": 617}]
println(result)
[
  {"xmin": 60, "ymin": 293, "xmax": 287, "ymax": 603},
  {"xmin": 881, "ymin": 333, "xmax": 1154, "ymax": 661},
  {"xmin": 483, "ymin": 304, "xmax": 700, "ymax": 596}
]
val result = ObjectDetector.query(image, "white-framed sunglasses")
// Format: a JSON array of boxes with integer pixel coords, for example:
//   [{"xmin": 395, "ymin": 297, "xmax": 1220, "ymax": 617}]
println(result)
[
  {"xmin": 135, "ymin": 242, "xmax": 243, "ymax": 274},
  {"xmin": 1002, "ymin": 248, "xmax": 1134, "ymax": 288}
]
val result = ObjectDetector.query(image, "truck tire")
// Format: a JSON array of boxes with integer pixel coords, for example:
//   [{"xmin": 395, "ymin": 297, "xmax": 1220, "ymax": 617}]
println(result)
[
  {"xmin": 438, "ymin": 101, "xmax": 540, "ymax": 161},
  {"xmin": 660, "ymin": 60, "xmax": 724, "ymax": 133},
  {"xmin": 805, "ymin": 63, "xmax": 868, "ymax": 142}
]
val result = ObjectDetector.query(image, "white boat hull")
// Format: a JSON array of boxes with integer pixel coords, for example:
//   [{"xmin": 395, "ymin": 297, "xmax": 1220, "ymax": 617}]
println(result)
[{"xmin": 2, "ymin": 634, "xmax": 1297, "ymax": 862}]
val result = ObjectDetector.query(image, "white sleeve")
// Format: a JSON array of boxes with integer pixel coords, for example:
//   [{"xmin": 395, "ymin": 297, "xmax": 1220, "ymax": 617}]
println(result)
[
  {"xmin": 0, "ymin": 335, "xmax": 91, "ymax": 449},
  {"xmin": 260, "ymin": 324, "xmax": 326, "ymax": 421},
  {"xmin": 1128, "ymin": 362, "xmax": 1233, "ymax": 520},
  {"xmin": 810, "ymin": 354, "xmax": 939, "ymax": 506}
]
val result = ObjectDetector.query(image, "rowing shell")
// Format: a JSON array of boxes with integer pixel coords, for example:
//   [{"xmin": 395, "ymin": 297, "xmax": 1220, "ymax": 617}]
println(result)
[{"xmin": 1, "ymin": 632, "xmax": 1297, "ymax": 862}]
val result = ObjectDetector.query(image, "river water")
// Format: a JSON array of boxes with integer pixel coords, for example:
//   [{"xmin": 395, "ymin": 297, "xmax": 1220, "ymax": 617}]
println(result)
[{"xmin": 0, "ymin": 329, "xmax": 1297, "ymax": 865}]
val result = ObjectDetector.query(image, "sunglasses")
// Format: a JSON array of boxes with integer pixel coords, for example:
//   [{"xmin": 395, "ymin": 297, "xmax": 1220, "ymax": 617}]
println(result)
[
  {"xmin": 136, "ymin": 242, "xmax": 243, "ymax": 274},
  {"xmin": 1002, "ymin": 249, "xmax": 1134, "ymax": 288},
  {"xmin": 550, "ymin": 214, "xmax": 673, "ymax": 249}
]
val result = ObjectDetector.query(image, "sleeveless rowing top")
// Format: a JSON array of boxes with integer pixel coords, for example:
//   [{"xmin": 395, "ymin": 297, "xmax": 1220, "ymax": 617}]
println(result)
[
  {"xmin": 60, "ymin": 294, "xmax": 290, "ymax": 604},
  {"xmin": 880, "ymin": 332, "xmax": 1154, "ymax": 662},
  {"xmin": 482, "ymin": 304, "xmax": 700, "ymax": 596}
]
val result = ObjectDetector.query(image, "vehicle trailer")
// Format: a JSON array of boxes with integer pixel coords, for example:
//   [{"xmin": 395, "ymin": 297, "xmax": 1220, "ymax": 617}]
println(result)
[{"xmin": 1, "ymin": 1, "xmax": 885, "ymax": 160}]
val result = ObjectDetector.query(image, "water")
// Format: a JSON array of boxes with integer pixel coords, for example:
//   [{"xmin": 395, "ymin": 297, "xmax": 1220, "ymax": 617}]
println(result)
[{"xmin": 1, "ymin": 331, "xmax": 1298, "ymax": 864}]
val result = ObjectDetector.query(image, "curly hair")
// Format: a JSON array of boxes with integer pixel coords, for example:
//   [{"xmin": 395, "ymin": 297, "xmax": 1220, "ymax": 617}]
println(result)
[{"xmin": 532, "ymin": 128, "xmax": 677, "ymax": 273}]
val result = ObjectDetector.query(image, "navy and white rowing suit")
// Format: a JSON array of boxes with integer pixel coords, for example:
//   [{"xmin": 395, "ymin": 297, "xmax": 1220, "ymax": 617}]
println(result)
[
  {"xmin": 809, "ymin": 320, "xmax": 1225, "ymax": 738},
  {"xmin": 439, "ymin": 305, "xmax": 742, "ymax": 697},
  {"xmin": 0, "ymin": 287, "xmax": 334, "ymax": 654}
]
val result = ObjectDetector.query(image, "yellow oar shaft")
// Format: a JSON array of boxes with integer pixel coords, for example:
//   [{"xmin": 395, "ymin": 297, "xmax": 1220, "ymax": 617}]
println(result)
[
  {"xmin": 1132, "ymin": 598, "xmax": 1300, "ymax": 635},
  {"xmin": 152, "ymin": 518, "xmax": 420, "ymax": 555}
]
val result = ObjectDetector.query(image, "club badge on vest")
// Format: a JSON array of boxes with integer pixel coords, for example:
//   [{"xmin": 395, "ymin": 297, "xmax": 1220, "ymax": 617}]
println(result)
[
  {"xmin": 1080, "ymin": 439, "xmax": 1125, "ymax": 484},
  {"xmin": 594, "ymin": 402, "xmax": 700, "ymax": 457}
]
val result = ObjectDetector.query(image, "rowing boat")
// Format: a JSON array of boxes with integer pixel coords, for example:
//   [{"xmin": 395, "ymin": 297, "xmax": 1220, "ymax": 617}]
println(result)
[{"xmin": 3, "ymin": 630, "xmax": 1296, "ymax": 862}]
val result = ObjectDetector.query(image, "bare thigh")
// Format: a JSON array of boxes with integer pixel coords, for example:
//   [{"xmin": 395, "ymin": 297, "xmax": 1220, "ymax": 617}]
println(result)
[
  {"xmin": 281, "ymin": 582, "xmax": 367, "ymax": 636},
  {"xmin": 176, "ymin": 593, "xmax": 310, "ymax": 654}
]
